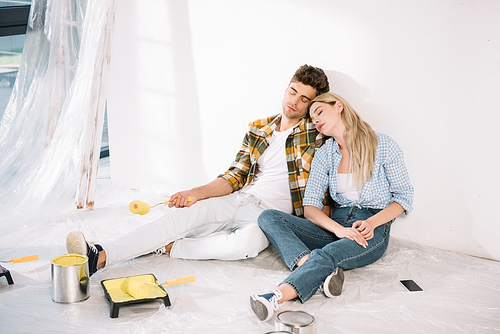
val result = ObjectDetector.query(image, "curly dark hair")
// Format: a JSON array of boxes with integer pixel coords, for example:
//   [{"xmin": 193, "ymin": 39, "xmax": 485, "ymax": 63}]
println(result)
[{"xmin": 290, "ymin": 64, "xmax": 330, "ymax": 96}]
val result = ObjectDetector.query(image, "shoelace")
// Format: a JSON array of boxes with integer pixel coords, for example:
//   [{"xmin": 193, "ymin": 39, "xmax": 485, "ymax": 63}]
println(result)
[
  {"xmin": 88, "ymin": 242, "xmax": 99, "ymax": 255},
  {"xmin": 154, "ymin": 246, "xmax": 167, "ymax": 254},
  {"xmin": 268, "ymin": 289, "xmax": 283, "ymax": 311}
]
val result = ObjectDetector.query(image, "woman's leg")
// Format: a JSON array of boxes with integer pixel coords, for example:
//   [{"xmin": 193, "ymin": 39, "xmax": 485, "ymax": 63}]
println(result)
[
  {"xmin": 258, "ymin": 209, "xmax": 339, "ymax": 270},
  {"xmin": 283, "ymin": 207, "xmax": 392, "ymax": 302}
]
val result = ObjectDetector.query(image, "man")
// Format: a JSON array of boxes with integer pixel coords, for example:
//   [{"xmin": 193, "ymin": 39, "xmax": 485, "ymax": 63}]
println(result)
[{"xmin": 67, "ymin": 64, "xmax": 330, "ymax": 276}]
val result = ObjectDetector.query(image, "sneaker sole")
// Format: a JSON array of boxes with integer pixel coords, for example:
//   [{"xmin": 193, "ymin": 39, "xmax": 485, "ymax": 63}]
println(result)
[
  {"xmin": 250, "ymin": 296, "xmax": 271, "ymax": 322},
  {"xmin": 66, "ymin": 231, "xmax": 87, "ymax": 255},
  {"xmin": 324, "ymin": 267, "xmax": 345, "ymax": 297}
]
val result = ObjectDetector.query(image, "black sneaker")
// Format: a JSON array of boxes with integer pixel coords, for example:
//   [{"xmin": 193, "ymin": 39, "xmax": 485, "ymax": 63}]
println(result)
[
  {"xmin": 250, "ymin": 289, "xmax": 282, "ymax": 321},
  {"xmin": 322, "ymin": 267, "xmax": 344, "ymax": 298},
  {"xmin": 66, "ymin": 231, "xmax": 103, "ymax": 277}
]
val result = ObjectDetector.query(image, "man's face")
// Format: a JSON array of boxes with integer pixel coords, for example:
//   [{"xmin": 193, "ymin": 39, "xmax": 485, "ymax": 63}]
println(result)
[{"xmin": 281, "ymin": 81, "xmax": 317, "ymax": 121}]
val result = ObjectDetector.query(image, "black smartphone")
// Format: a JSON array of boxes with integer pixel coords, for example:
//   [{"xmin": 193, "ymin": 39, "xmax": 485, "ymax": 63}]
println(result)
[{"xmin": 400, "ymin": 279, "xmax": 423, "ymax": 292}]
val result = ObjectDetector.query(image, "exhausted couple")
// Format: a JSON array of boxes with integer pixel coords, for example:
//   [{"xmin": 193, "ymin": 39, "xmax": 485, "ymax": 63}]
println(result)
[{"xmin": 66, "ymin": 64, "xmax": 413, "ymax": 321}]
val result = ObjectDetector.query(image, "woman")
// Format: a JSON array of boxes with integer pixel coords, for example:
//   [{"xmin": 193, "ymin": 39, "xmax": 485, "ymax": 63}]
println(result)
[{"xmin": 250, "ymin": 92, "xmax": 414, "ymax": 321}]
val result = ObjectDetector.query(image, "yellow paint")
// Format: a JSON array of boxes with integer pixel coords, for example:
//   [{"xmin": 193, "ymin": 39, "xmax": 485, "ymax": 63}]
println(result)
[
  {"xmin": 121, "ymin": 277, "xmax": 151, "ymax": 298},
  {"xmin": 101, "ymin": 274, "xmax": 166, "ymax": 302},
  {"xmin": 51, "ymin": 254, "xmax": 87, "ymax": 267},
  {"xmin": 129, "ymin": 200, "xmax": 150, "ymax": 215}
]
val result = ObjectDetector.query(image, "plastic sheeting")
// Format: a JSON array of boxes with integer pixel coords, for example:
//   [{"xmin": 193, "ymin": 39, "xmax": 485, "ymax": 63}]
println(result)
[
  {"xmin": 0, "ymin": 171, "xmax": 500, "ymax": 333},
  {"xmin": 0, "ymin": 0, "xmax": 113, "ymax": 234}
]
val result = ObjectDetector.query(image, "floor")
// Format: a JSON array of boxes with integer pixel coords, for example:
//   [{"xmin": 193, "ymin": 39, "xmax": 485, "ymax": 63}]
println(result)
[{"xmin": 0, "ymin": 159, "xmax": 499, "ymax": 333}]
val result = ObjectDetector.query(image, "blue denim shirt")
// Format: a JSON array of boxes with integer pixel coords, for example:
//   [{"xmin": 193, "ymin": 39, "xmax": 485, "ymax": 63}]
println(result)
[{"xmin": 303, "ymin": 133, "xmax": 414, "ymax": 213}]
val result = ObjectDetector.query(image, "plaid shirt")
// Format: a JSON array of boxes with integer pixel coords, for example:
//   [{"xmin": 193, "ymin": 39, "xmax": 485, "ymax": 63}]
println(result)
[{"xmin": 220, "ymin": 114, "xmax": 325, "ymax": 217}]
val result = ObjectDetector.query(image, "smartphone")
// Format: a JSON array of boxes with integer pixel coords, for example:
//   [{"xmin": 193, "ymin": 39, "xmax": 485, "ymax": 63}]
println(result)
[{"xmin": 400, "ymin": 279, "xmax": 423, "ymax": 292}]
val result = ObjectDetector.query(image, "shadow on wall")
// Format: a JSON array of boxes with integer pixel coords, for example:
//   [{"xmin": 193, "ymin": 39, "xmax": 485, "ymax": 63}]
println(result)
[
  {"xmin": 165, "ymin": 1, "xmax": 208, "ymax": 186},
  {"xmin": 108, "ymin": 1, "xmax": 208, "ymax": 192},
  {"xmin": 325, "ymin": 69, "xmax": 398, "ymax": 135}
]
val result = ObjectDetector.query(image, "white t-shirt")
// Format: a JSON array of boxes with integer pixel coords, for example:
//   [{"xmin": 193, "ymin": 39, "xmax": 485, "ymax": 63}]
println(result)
[
  {"xmin": 337, "ymin": 173, "xmax": 361, "ymax": 201},
  {"xmin": 243, "ymin": 127, "xmax": 294, "ymax": 214}
]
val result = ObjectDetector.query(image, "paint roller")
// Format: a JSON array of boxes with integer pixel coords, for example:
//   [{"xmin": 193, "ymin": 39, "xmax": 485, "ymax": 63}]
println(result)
[
  {"xmin": 129, "ymin": 196, "xmax": 192, "ymax": 215},
  {"xmin": 0, "ymin": 255, "xmax": 39, "ymax": 265},
  {"xmin": 121, "ymin": 277, "xmax": 151, "ymax": 299}
]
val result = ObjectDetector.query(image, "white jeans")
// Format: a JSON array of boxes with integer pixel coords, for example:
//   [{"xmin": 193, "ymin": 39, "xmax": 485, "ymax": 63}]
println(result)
[{"xmin": 103, "ymin": 192, "xmax": 271, "ymax": 266}]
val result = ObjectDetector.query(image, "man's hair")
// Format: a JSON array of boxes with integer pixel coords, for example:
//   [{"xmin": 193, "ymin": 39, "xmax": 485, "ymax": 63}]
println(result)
[{"xmin": 291, "ymin": 65, "xmax": 330, "ymax": 96}]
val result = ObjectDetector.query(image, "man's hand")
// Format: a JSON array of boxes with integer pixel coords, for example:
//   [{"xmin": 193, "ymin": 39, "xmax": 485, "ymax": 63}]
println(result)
[
  {"xmin": 168, "ymin": 191, "xmax": 198, "ymax": 208},
  {"xmin": 168, "ymin": 178, "xmax": 233, "ymax": 208}
]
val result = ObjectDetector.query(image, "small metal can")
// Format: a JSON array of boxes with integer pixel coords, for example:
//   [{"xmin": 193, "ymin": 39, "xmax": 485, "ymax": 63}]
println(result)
[
  {"xmin": 51, "ymin": 254, "xmax": 90, "ymax": 303},
  {"xmin": 275, "ymin": 310, "xmax": 317, "ymax": 334}
]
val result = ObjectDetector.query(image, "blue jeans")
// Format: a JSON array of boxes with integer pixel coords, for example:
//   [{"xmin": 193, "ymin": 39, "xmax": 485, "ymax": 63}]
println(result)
[{"xmin": 258, "ymin": 207, "xmax": 392, "ymax": 302}]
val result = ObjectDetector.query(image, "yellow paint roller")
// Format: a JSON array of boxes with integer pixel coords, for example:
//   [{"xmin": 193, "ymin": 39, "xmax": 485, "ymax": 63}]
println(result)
[
  {"xmin": 0, "ymin": 255, "xmax": 39, "ymax": 265},
  {"xmin": 129, "ymin": 200, "xmax": 150, "ymax": 215},
  {"xmin": 121, "ymin": 277, "xmax": 151, "ymax": 299},
  {"xmin": 129, "ymin": 196, "xmax": 192, "ymax": 215}
]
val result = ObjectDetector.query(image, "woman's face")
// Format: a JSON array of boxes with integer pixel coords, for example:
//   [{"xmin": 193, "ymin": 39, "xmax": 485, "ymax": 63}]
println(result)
[{"xmin": 310, "ymin": 101, "xmax": 344, "ymax": 136}]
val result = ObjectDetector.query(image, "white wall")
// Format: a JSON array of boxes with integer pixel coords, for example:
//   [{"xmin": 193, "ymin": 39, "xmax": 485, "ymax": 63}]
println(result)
[{"xmin": 107, "ymin": 0, "xmax": 500, "ymax": 260}]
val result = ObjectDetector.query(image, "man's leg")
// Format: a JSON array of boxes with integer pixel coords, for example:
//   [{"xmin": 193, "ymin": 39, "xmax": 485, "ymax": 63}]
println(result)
[
  {"xmin": 170, "ymin": 223, "xmax": 268, "ymax": 260},
  {"xmin": 102, "ymin": 193, "xmax": 241, "ymax": 266},
  {"xmin": 169, "ymin": 193, "xmax": 271, "ymax": 260}
]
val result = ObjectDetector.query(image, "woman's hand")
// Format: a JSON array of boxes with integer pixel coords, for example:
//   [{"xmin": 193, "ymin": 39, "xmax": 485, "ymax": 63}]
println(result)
[
  {"xmin": 352, "ymin": 220, "xmax": 375, "ymax": 240},
  {"xmin": 334, "ymin": 225, "xmax": 368, "ymax": 248}
]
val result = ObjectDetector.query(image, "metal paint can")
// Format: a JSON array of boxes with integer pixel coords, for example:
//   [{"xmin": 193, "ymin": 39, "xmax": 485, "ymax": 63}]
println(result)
[
  {"xmin": 275, "ymin": 310, "xmax": 317, "ymax": 334},
  {"xmin": 51, "ymin": 254, "xmax": 90, "ymax": 303}
]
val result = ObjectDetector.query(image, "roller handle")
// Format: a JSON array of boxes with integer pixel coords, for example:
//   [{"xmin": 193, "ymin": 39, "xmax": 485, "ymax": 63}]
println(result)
[
  {"xmin": 163, "ymin": 275, "xmax": 195, "ymax": 286},
  {"xmin": 10, "ymin": 255, "xmax": 39, "ymax": 264}
]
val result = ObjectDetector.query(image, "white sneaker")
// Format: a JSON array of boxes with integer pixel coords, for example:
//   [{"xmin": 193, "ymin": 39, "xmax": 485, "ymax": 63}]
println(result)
[
  {"xmin": 322, "ymin": 267, "xmax": 344, "ymax": 298},
  {"xmin": 66, "ymin": 231, "xmax": 103, "ymax": 277},
  {"xmin": 66, "ymin": 231, "xmax": 87, "ymax": 255},
  {"xmin": 250, "ymin": 289, "xmax": 283, "ymax": 322}
]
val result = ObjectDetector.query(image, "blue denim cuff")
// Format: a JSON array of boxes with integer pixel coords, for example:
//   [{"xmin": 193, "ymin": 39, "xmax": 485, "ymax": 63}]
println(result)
[
  {"xmin": 281, "ymin": 279, "xmax": 306, "ymax": 303},
  {"xmin": 290, "ymin": 250, "xmax": 311, "ymax": 271}
]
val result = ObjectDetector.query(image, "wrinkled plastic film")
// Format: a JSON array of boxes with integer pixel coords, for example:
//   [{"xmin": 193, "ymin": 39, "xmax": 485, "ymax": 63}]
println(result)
[
  {"xmin": 0, "ymin": 0, "xmax": 114, "ymax": 235},
  {"xmin": 0, "ymin": 187, "xmax": 499, "ymax": 334}
]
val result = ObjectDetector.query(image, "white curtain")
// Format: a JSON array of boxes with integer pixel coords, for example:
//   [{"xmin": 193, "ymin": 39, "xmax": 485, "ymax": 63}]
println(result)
[{"xmin": 0, "ymin": 0, "xmax": 114, "ymax": 237}]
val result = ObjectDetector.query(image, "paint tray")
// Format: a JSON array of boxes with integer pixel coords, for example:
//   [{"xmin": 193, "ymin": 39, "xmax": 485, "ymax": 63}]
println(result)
[
  {"xmin": 101, "ymin": 273, "xmax": 171, "ymax": 318},
  {"xmin": 0, "ymin": 265, "xmax": 14, "ymax": 285}
]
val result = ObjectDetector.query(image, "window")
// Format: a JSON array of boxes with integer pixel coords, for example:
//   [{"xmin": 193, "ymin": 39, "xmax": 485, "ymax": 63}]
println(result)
[
  {"xmin": 0, "ymin": 1, "xmax": 31, "ymax": 119},
  {"xmin": 0, "ymin": 1, "xmax": 109, "ymax": 159}
]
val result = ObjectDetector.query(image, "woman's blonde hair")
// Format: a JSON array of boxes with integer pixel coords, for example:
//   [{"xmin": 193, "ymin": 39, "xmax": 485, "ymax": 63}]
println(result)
[{"xmin": 311, "ymin": 92, "xmax": 378, "ymax": 187}]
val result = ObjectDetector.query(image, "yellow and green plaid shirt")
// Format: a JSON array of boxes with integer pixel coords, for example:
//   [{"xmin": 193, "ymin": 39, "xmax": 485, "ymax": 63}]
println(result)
[{"xmin": 219, "ymin": 114, "xmax": 326, "ymax": 217}]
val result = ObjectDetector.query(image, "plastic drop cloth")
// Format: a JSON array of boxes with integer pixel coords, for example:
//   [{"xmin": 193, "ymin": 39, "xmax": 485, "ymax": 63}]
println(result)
[{"xmin": 0, "ymin": 173, "xmax": 500, "ymax": 333}]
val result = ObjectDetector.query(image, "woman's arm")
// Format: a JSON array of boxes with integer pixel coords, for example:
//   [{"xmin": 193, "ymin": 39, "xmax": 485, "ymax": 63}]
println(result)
[
  {"xmin": 304, "ymin": 205, "xmax": 368, "ymax": 248},
  {"xmin": 352, "ymin": 202, "xmax": 404, "ymax": 240}
]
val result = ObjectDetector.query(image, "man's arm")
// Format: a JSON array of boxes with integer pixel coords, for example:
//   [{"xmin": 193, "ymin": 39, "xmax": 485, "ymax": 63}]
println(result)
[{"xmin": 168, "ymin": 177, "xmax": 233, "ymax": 208}]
